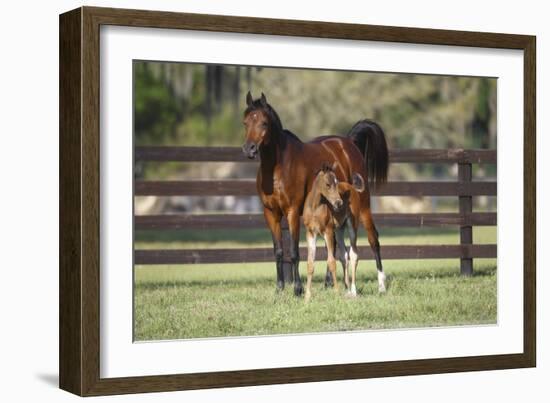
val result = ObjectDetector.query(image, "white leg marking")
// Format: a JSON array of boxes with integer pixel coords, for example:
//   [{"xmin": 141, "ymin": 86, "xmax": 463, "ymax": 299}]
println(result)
[
  {"xmin": 307, "ymin": 233, "xmax": 317, "ymax": 258},
  {"xmin": 378, "ymin": 271, "xmax": 387, "ymax": 293},
  {"xmin": 305, "ymin": 232, "xmax": 317, "ymax": 302},
  {"xmin": 348, "ymin": 246, "xmax": 358, "ymax": 296},
  {"xmin": 335, "ymin": 228, "xmax": 349, "ymax": 287}
]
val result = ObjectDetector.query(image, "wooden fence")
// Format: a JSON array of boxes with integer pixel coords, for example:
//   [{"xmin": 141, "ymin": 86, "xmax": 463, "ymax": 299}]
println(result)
[{"xmin": 134, "ymin": 147, "xmax": 497, "ymax": 276}]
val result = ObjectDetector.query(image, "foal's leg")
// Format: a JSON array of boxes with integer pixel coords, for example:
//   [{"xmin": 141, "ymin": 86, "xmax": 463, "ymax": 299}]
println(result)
[
  {"xmin": 335, "ymin": 226, "xmax": 350, "ymax": 289},
  {"xmin": 360, "ymin": 207, "xmax": 386, "ymax": 293},
  {"xmin": 324, "ymin": 228, "xmax": 339, "ymax": 292},
  {"xmin": 287, "ymin": 210, "xmax": 304, "ymax": 296},
  {"xmin": 305, "ymin": 231, "xmax": 317, "ymax": 302},
  {"xmin": 324, "ymin": 232, "xmax": 335, "ymax": 288},
  {"xmin": 346, "ymin": 221, "xmax": 359, "ymax": 297},
  {"xmin": 263, "ymin": 207, "xmax": 284, "ymax": 291}
]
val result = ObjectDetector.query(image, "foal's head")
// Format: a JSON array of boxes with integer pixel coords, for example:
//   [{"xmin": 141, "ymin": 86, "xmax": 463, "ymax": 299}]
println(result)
[
  {"xmin": 242, "ymin": 92, "xmax": 282, "ymax": 159},
  {"xmin": 314, "ymin": 163, "xmax": 344, "ymax": 212}
]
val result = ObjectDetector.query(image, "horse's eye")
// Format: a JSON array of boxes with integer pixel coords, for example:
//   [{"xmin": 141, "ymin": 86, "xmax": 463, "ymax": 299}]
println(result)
[{"xmin": 261, "ymin": 122, "xmax": 268, "ymax": 128}]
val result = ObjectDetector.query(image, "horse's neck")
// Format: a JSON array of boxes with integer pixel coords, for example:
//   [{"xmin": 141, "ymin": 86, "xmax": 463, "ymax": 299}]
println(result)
[
  {"xmin": 258, "ymin": 130, "xmax": 306, "ymax": 201},
  {"xmin": 259, "ymin": 131, "xmax": 293, "ymax": 176}
]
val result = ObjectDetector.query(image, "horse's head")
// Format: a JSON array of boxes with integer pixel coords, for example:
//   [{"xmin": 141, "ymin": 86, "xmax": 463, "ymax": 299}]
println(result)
[
  {"xmin": 315, "ymin": 162, "xmax": 343, "ymax": 212},
  {"xmin": 242, "ymin": 92, "xmax": 279, "ymax": 159}
]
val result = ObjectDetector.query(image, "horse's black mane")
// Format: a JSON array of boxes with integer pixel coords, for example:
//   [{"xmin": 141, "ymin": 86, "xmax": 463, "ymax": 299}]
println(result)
[
  {"xmin": 244, "ymin": 100, "xmax": 302, "ymax": 143},
  {"xmin": 282, "ymin": 128, "xmax": 302, "ymax": 143}
]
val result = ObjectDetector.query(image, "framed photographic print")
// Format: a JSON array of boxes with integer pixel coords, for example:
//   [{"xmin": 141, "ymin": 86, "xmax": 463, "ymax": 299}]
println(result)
[{"xmin": 59, "ymin": 6, "xmax": 536, "ymax": 396}]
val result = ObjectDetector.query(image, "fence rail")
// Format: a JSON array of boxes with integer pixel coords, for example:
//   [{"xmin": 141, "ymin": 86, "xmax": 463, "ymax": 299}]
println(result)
[
  {"xmin": 135, "ymin": 180, "xmax": 496, "ymax": 197},
  {"xmin": 135, "ymin": 245, "xmax": 497, "ymax": 265},
  {"xmin": 135, "ymin": 212, "xmax": 497, "ymax": 230},
  {"xmin": 134, "ymin": 147, "xmax": 497, "ymax": 276},
  {"xmin": 135, "ymin": 146, "xmax": 497, "ymax": 164}
]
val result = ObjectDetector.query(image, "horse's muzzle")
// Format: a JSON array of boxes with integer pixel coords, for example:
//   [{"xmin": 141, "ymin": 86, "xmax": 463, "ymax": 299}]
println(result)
[
  {"xmin": 333, "ymin": 200, "xmax": 343, "ymax": 212},
  {"xmin": 242, "ymin": 143, "xmax": 258, "ymax": 159}
]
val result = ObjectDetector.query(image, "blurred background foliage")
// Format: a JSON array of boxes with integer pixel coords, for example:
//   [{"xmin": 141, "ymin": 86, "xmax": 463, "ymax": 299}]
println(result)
[
  {"xmin": 134, "ymin": 61, "xmax": 496, "ymax": 150},
  {"xmin": 133, "ymin": 61, "xmax": 496, "ymax": 214}
]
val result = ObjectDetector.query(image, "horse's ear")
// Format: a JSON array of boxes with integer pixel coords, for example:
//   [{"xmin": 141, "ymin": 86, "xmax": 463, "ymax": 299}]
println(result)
[
  {"xmin": 331, "ymin": 161, "xmax": 339, "ymax": 172},
  {"xmin": 260, "ymin": 92, "xmax": 267, "ymax": 107},
  {"xmin": 321, "ymin": 161, "xmax": 331, "ymax": 173},
  {"xmin": 246, "ymin": 91, "xmax": 253, "ymax": 106}
]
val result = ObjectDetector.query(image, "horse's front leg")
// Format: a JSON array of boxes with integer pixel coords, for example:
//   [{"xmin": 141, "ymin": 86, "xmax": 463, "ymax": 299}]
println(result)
[
  {"xmin": 324, "ymin": 232, "xmax": 335, "ymax": 288},
  {"xmin": 347, "ymin": 221, "xmax": 359, "ymax": 297},
  {"xmin": 335, "ymin": 226, "xmax": 350, "ymax": 289},
  {"xmin": 263, "ymin": 207, "xmax": 284, "ymax": 291},
  {"xmin": 287, "ymin": 210, "xmax": 303, "ymax": 296},
  {"xmin": 324, "ymin": 227, "xmax": 339, "ymax": 293},
  {"xmin": 305, "ymin": 231, "xmax": 316, "ymax": 302}
]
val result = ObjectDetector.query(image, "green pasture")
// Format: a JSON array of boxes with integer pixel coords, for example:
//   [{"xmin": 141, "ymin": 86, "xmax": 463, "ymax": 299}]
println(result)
[{"xmin": 134, "ymin": 227, "xmax": 497, "ymax": 341}]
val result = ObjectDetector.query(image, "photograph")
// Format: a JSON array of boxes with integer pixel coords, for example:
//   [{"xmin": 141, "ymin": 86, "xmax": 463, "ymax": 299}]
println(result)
[
  {"xmin": 132, "ymin": 61, "xmax": 498, "ymax": 341},
  {"xmin": 55, "ymin": 4, "xmax": 537, "ymax": 397}
]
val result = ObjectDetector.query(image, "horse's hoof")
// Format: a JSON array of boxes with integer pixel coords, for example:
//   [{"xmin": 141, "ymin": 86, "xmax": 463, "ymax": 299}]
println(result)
[
  {"xmin": 294, "ymin": 284, "xmax": 304, "ymax": 296},
  {"xmin": 304, "ymin": 292, "xmax": 312, "ymax": 303},
  {"xmin": 345, "ymin": 290, "xmax": 358, "ymax": 298},
  {"xmin": 324, "ymin": 272, "xmax": 333, "ymax": 288},
  {"xmin": 378, "ymin": 282, "xmax": 387, "ymax": 293},
  {"xmin": 276, "ymin": 281, "xmax": 285, "ymax": 292}
]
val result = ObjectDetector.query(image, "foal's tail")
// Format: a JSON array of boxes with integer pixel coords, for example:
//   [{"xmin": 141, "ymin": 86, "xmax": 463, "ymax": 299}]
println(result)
[
  {"xmin": 351, "ymin": 173, "xmax": 365, "ymax": 193},
  {"xmin": 346, "ymin": 119, "xmax": 389, "ymax": 188}
]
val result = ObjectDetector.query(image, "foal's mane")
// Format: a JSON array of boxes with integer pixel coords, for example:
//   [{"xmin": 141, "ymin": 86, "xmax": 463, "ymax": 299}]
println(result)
[{"xmin": 314, "ymin": 162, "xmax": 338, "ymax": 177}]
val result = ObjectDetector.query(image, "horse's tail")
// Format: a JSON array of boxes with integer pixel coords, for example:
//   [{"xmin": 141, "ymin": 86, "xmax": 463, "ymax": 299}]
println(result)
[{"xmin": 346, "ymin": 119, "xmax": 389, "ymax": 188}]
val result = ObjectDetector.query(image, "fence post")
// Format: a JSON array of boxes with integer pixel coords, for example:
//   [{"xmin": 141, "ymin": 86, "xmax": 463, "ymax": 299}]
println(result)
[
  {"xmin": 458, "ymin": 162, "xmax": 473, "ymax": 276},
  {"xmin": 281, "ymin": 226, "xmax": 295, "ymax": 284}
]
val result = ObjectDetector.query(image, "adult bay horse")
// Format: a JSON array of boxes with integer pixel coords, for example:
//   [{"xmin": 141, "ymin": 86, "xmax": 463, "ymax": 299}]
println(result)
[{"xmin": 242, "ymin": 92, "xmax": 389, "ymax": 296}]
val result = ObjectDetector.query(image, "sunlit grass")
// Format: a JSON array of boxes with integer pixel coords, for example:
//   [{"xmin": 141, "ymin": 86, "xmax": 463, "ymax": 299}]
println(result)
[{"xmin": 134, "ymin": 228, "xmax": 497, "ymax": 341}]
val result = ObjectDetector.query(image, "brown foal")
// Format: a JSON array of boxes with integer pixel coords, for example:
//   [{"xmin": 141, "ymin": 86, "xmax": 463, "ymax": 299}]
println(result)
[{"xmin": 303, "ymin": 164, "xmax": 366, "ymax": 301}]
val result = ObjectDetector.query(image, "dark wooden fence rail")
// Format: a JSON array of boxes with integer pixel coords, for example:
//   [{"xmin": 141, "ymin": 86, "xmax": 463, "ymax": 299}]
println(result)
[
  {"xmin": 134, "ymin": 212, "xmax": 497, "ymax": 230},
  {"xmin": 134, "ymin": 147, "xmax": 497, "ymax": 276},
  {"xmin": 135, "ymin": 245, "xmax": 497, "ymax": 265},
  {"xmin": 135, "ymin": 146, "xmax": 497, "ymax": 164},
  {"xmin": 135, "ymin": 180, "xmax": 496, "ymax": 197}
]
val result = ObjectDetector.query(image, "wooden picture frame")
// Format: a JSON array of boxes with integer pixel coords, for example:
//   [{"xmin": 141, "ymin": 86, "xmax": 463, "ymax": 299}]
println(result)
[{"xmin": 59, "ymin": 6, "xmax": 536, "ymax": 396}]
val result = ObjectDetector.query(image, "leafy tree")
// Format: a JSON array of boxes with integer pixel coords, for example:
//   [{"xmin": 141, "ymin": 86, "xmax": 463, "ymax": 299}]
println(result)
[{"xmin": 134, "ymin": 61, "xmax": 496, "ymax": 181}]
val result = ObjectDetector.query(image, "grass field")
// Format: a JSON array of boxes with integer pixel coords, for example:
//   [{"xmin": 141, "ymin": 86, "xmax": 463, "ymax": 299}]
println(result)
[{"xmin": 134, "ymin": 227, "xmax": 497, "ymax": 341}]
